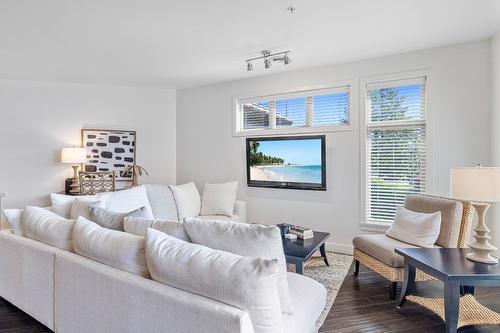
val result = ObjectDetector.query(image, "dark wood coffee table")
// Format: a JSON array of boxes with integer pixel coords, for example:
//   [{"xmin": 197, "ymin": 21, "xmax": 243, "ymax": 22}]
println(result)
[
  {"xmin": 396, "ymin": 248, "xmax": 500, "ymax": 332},
  {"xmin": 282, "ymin": 231, "xmax": 330, "ymax": 274}
]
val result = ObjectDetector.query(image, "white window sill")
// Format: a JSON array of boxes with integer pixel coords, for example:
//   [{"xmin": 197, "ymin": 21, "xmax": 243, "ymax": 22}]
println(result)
[
  {"xmin": 360, "ymin": 221, "xmax": 391, "ymax": 233},
  {"xmin": 233, "ymin": 125, "xmax": 356, "ymax": 137}
]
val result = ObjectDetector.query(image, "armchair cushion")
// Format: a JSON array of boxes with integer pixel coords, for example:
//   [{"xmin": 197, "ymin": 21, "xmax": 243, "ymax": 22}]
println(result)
[
  {"xmin": 404, "ymin": 194, "xmax": 463, "ymax": 248},
  {"xmin": 353, "ymin": 235, "xmax": 419, "ymax": 268},
  {"xmin": 385, "ymin": 206, "xmax": 441, "ymax": 247}
]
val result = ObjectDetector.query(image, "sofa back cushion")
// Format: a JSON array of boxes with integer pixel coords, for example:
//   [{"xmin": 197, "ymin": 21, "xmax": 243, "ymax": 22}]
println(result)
[
  {"xmin": 145, "ymin": 228, "xmax": 282, "ymax": 333},
  {"xmin": 404, "ymin": 194, "xmax": 463, "ymax": 247},
  {"xmin": 183, "ymin": 218, "xmax": 294, "ymax": 315},
  {"xmin": 22, "ymin": 206, "xmax": 75, "ymax": 251},
  {"xmin": 124, "ymin": 216, "xmax": 190, "ymax": 241},
  {"xmin": 143, "ymin": 184, "xmax": 179, "ymax": 221},
  {"xmin": 72, "ymin": 217, "xmax": 149, "ymax": 277}
]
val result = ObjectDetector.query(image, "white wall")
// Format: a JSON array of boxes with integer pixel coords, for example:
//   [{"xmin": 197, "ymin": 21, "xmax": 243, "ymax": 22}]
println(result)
[
  {"xmin": 490, "ymin": 32, "xmax": 500, "ymax": 251},
  {"xmin": 177, "ymin": 40, "xmax": 491, "ymax": 253},
  {"xmin": 0, "ymin": 80, "xmax": 176, "ymax": 216}
]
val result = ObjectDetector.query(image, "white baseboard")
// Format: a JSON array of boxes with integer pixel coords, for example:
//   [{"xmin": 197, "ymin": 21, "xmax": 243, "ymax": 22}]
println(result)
[{"xmin": 324, "ymin": 241, "xmax": 353, "ymax": 255}]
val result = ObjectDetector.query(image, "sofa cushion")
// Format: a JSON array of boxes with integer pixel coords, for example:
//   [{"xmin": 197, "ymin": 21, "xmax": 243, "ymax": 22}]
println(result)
[
  {"xmin": 386, "ymin": 206, "xmax": 441, "ymax": 247},
  {"xmin": 145, "ymin": 228, "xmax": 282, "ymax": 333},
  {"xmin": 72, "ymin": 217, "xmax": 149, "ymax": 277},
  {"xmin": 105, "ymin": 185, "xmax": 154, "ymax": 219},
  {"xmin": 200, "ymin": 181, "xmax": 238, "ymax": 217},
  {"xmin": 283, "ymin": 272, "xmax": 327, "ymax": 333},
  {"xmin": 89, "ymin": 206, "xmax": 147, "ymax": 231},
  {"xmin": 353, "ymin": 234, "xmax": 419, "ymax": 268},
  {"xmin": 404, "ymin": 194, "xmax": 463, "ymax": 247},
  {"xmin": 124, "ymin": 216, "xmax": 191, "ymax": 241},
  {"xmin": 22, "ymin": 206, "xmax": 75, "ymax": 251},
  {"xmin": 143, "ymin": 184, "xmax": 178, "ymax": 221},
  {"xmin": 184, "ymin": 218, "xmax": 294, "ymax": 314},
  {"xmin": 169, "ymin": 182, "xmax": 201, "ymax": 219}
]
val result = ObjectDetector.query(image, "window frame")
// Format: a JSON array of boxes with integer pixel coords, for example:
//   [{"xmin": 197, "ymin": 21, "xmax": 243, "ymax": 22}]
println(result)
[
  {"xmin": 359, "ymin": 70, "xmax": 434, "ymax": 230},
  {"xmin": 233, "ymin": 81, "xmax": 356, "ymax": 136}
]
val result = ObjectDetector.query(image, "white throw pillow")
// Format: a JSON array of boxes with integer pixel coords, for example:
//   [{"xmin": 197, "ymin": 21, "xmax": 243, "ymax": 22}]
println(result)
[
  {"xmin": 105, "ymin": 185, "xmax": 154, "ymax": 219},
  {"xmin": 50, "ymin": 193, "xmax": 77, "ymax": 218},
  {"xmin": 124, "ymin": 216, "xmax": 191, "ymax": 241},
  {"xmin": 145, "ymin": 229, "xmax": 282, "ymax": 333},
  {"xmin": 73, "ymin": 217, "xmax": 149, "ymax": 277},
  {"xmin": 3, "ymin": 208, "xmax": 24, "ymax": 235},
  {"xmin": 200, "ymin": 181, "xmax": 238, "ymax": 217},
  {"xmin": 386, "ymin": 206, "xmax": 442, "ymax": 247},
  {"xmin": 169, "ymin": 182, "xmax": 201, "ymax": 219},
  {"xmin": 70, "ymin": 195, "xmax": 109, "ymax": 220},
  {"xmin": 183, "ymin": 217, "xmax": 294, "ymax": 314},
  {"xmin": 22, "ymin": 206, "xmax": 75, "ymax": 251},
  {"xmin": 50, "ymin": 193, "xmax": 104, "ymax": 218}
]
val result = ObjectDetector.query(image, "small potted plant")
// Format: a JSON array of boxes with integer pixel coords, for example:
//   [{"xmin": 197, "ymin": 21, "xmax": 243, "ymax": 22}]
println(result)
[{"xmin": 122, "ymin": 165, "xmax": 149, "ymax": 187}]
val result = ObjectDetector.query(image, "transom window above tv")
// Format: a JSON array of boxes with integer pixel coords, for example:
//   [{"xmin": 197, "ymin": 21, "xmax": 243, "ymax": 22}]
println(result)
[{"xmin": 234, "ymin": 85, "xmax": 351, "ymax": 136}]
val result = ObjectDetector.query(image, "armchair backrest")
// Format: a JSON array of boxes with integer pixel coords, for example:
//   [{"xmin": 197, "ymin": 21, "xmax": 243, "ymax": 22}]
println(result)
[{"xmin": 404, "ymin": 194, "xmax": 473, "ymax": 248}]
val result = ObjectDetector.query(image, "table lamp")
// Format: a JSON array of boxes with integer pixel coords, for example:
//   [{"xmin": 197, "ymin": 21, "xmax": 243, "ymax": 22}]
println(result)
[
  {"xmin": 450, "ymin": 166, "xmax": 500, "ymax": 264},
  {"xmin": 61, "ymin": 147, "xmax": 87, "ymax": 195}
]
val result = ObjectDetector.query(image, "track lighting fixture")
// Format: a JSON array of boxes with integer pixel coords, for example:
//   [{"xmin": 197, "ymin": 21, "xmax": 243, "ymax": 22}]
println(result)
[
  {"xmin": 245, "ymin": 50, "xmax": 291, "ymax": 71},
  {"xmin": 283, "ymin": 53, "xmax": 291, "ymax": 65},
  {"xmin": 264, "ymin": 58, "xmax": 271, "ymax": 69}
]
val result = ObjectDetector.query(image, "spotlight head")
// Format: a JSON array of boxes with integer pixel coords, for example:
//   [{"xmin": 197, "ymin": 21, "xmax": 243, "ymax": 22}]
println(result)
[
  {"xmin": 264, "ymin": 58, "xmax": 271, "ymax": 69},
  {"xmin": 247, "ymin": 62, "xmax": 253, "ymax": 71},
  {"xmin": 284, "ymin": 53, "xmax": 291, "ymax": 65}
]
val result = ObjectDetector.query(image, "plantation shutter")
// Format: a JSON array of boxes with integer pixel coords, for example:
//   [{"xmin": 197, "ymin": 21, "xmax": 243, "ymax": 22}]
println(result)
[{"xmin": 365, "ymin": 77, "xmax": 427, "ymax": 222}]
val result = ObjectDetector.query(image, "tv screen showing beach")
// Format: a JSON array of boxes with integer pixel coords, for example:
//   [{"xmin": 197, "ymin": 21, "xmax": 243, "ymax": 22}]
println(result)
[{"xmin": 247, "ymin": 136, "xmax": 326, "ymax": 190}]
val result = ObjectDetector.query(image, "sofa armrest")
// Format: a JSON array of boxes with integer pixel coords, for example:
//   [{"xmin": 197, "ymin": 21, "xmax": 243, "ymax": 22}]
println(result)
[
  {"xmin": 234, "ymin": 200, "xmax": 246, "ymax": 223},
  {"xmin": 54, "ymin": 251, "xmax": 255, "ymax": 333}
]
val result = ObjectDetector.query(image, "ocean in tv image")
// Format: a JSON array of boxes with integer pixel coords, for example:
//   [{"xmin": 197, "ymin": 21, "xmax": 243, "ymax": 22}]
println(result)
[{"xmin": 249, "ymin": 138, "xmax": 322, "ymax": 184}]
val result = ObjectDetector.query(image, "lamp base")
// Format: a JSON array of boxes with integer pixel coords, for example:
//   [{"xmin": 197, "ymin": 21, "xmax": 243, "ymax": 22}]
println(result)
[{"xmin": 466, "ymin": 203, "xmax": 498, "ymax": 265}]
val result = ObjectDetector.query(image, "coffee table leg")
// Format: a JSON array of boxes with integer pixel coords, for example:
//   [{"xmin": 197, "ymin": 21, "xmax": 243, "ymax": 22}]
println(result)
[
  {"xmin": 444, "ymin": 280, "xmax": 460, "ymax": 333},
  {"xmin": 320, "ymin": 244, "xmax": 330, "ymax": 266},
  {"xmin": 397, "ymin": 262, "xmax": 416, "ymax": 308},
  {"xmin": 295, "ymin": 261, "xmax": 304, "ymax": 275}
]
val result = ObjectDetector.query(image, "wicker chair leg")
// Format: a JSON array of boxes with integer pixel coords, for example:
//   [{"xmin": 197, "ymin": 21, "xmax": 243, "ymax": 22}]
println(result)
[
  {"xmin": 354, "ymin": 260, "xmax": 360, "ymax": 276},
  {"xmin": 390, "ymin": 281, "xmax": 398, "ymax": 301}
]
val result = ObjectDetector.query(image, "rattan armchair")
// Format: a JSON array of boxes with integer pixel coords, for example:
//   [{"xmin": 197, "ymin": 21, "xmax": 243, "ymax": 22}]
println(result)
[{"xmin": 353, "ymin": 194, "xmax": 474, "ymax": 300}]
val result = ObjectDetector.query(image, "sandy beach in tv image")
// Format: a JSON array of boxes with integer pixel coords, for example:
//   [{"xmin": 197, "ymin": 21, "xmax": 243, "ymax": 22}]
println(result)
[{"xmin": 249, "ymin": 138, "xmax": 322, "ymax": 184}]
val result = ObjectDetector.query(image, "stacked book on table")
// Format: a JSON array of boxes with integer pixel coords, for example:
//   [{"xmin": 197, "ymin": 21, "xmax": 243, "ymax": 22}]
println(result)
[{"xmin": 288, "ymin": 225, "xmax": 314, "ymax": 239}]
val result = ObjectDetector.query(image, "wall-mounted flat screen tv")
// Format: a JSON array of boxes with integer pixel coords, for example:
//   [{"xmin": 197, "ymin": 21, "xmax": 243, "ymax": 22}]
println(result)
[{"xmin": 246, "ymin": 135, "xmax": 326, "ymax": 191}]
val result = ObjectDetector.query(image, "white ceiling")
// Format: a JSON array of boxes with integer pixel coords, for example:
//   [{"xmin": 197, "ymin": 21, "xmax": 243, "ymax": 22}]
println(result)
[{"xmin": 1, "ymin": 0, "xmax": 500, "ymax": 89}]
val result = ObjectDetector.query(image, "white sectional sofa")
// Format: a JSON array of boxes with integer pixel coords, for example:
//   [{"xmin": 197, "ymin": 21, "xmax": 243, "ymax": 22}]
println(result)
[{"xmin": 0, "ymin": 184, "xmax": 326, "ymax": 333}]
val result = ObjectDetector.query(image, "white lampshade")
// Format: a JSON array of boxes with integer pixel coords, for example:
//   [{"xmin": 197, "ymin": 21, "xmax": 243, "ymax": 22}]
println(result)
[
  {"xmin": 61, "ymin": 147, "xmax": 87, "ymax": 164},
  {"xmin": 450, "ymin": 166, "xmax": 500, "ymax": 203}
]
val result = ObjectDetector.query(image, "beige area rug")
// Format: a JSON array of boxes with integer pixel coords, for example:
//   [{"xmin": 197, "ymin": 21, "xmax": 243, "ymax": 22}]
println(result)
[{"xmin": 287, "ymin": 251, "xmax": 353, "ymax": 330}]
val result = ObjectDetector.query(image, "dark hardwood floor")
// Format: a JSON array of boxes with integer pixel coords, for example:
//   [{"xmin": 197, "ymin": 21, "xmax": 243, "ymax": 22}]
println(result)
[
  {"xmin": 0, "ymin": 298, "xmax": 49, "ymax": 332},
  {"xmin": 320, "ymin": 262, "xmax": 500, "ymax": 333}
]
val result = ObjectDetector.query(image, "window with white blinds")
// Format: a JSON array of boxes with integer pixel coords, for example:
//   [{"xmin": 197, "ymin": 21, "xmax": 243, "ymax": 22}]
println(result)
[
  {"xmin": 365, "ymin": 77, "xmax": 427, "ymax": 223},
  {"xmin": 236, "ymin": 86, "xmax": 350, "ymax": 134}
]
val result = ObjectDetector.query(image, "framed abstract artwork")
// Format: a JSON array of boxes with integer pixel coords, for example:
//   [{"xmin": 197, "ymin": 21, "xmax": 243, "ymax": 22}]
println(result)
[{"xmin": 81, "ymin": 129, "xmax": 136, "ymax": 181}]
